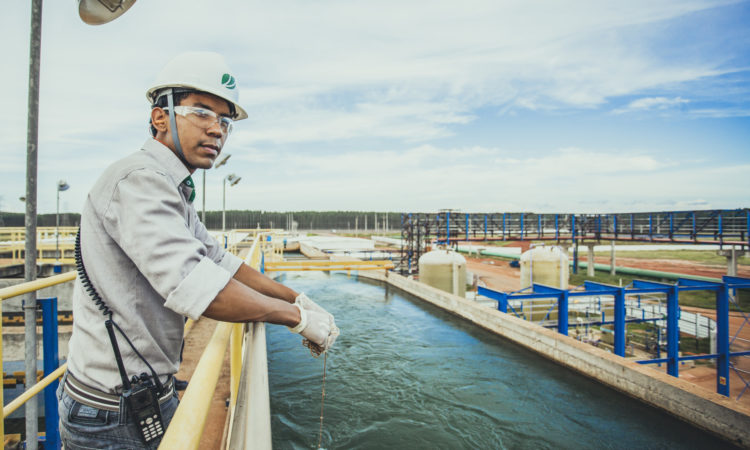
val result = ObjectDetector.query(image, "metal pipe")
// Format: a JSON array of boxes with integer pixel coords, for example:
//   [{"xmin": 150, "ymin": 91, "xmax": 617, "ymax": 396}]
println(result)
[
  {"xmin": 0, "ymin": 272, "xmax": 76, "ymax": 301},
  {"xmin": 24, "ymin": 1, "xmax": 43, "ymax": 445},
  {"xmin": 454, "ymin": 246, "xmax": 721, "ymax": 283},
  {"xmin": 3, "ymin": 365, "xmax": 67, "ymax": 418}
]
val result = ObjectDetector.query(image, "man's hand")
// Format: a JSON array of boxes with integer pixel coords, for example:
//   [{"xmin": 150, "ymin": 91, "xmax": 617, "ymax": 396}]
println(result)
[{"xmin": 289, "ymin": 296, "xmax": 339, "ymax": 354}]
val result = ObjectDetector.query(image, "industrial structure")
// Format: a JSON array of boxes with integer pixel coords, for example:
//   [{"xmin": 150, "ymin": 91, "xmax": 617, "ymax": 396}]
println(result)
[{"xmin": 400, "ymin": 209, "xmax": 750, "ymax": 275}]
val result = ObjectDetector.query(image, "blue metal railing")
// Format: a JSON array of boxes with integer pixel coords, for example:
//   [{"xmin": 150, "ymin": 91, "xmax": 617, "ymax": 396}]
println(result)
[{"xmin": 479, "ymin": 275, "xmax": 750, "ymax": 399}]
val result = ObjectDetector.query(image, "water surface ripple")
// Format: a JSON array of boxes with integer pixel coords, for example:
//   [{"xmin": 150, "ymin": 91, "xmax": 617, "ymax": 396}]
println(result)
[{"xmin": 267, "ymin": 273, "xmax": 731, "ymax": 449}]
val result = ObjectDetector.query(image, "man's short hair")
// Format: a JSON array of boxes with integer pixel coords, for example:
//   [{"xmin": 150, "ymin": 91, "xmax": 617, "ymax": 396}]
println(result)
[{"xmin": 149, "ymin": 91, "xmax": 192, "ymax": 137}]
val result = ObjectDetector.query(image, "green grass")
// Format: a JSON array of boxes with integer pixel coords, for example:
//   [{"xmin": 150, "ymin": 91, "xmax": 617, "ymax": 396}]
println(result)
[{"xmin": 594, "ymin": 249, "xmax": 750, "ymax": 266}]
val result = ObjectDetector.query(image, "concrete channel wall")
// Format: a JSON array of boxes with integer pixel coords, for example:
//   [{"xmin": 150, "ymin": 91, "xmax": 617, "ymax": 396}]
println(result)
[{"xmin": 359, "ymin": 270, "xmax": 750, "ymax": 448}]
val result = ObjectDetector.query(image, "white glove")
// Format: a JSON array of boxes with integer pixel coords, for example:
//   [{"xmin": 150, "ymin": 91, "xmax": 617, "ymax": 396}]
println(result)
[
  {"xmin": 295, "ymin": 293, "xmax": 327, "ymax": 314},
  {"xmin": 288, "ymin": 303, "xmax": 337, "ymax": 351},
  {"xmin": 291, "ymin": 294, "xmax": 340, "ymax": 354}
]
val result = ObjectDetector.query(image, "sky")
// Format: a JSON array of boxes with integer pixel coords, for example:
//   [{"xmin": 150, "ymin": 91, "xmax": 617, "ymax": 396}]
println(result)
[{"xmin": 1, "ymin": 0, "xmax": 749, "ymax": 215}]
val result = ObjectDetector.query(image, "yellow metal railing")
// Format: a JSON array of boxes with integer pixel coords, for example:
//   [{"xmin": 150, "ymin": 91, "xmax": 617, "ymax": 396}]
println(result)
[
  {"xmin": 0, "ymin": 226, "xmax": 79, "ymax": 265},
  {"xmin": 265, "ymin": 259, "xmax": 395, "ymax": 272},
  {"xmin": 160, "ymin": 232, "xmax": 273, "ymax": 449},
  {"xmin": 0, "ymin": 271, "xmax": 77, "ymax": 441}
]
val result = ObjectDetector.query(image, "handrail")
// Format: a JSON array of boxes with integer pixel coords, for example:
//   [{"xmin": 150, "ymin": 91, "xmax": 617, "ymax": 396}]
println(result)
[
  {"xmin": 0, "ymin": 270, "xmax": 77, "ymax": 442},
  {"xmin": 0, "ymin": 272, "xmax": 76, "ymax": 301},
  {"xmin": 159, "ymin": 322, "xmax": 234, "ymax": 447},
  {"xmin": 160, "ymin": 232, "xmax": 271, "ymax": 449},
  {"xmin": 3, "ymin": 365, "xmax": 67, "ymax": 417},
  {"xmin": 0, "ymin": 269, "xmax": 200, "ymax": 445}
]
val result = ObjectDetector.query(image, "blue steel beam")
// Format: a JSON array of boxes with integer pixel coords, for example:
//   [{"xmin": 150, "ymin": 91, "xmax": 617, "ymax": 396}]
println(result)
[
  {"xmin": 532, "ymin": 284, "xmax": 568, "ymax": 335},
  {"xmin": 584, "ymin": 281, "xmax": 626, "ymax": 356},
  {"xmin": 40, "ymin": 297, "xmax": 61, "ymax": 450},
  {"xmin": 477, "ymin": 286, "xmax": 508, "ymax": 313}
]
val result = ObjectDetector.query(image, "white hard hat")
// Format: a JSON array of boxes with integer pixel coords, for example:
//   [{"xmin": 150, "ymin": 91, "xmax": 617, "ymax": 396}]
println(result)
[{"xmin": 147, "ymin": 52, "xmax": 248, "ymax": 120}]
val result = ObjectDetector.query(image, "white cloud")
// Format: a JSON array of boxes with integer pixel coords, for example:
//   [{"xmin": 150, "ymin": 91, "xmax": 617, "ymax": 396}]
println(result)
[
  {"xmin": 613, "ymin": 96, "xmax": 690, "ymax": 114},
  {"xmin": 1, "ymin": 0, "xmax": 747, "ymax": 214}
]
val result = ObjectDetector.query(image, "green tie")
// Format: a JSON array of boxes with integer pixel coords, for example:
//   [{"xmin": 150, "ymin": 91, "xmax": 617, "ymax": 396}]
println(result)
[{"xmin": 183, "ymin": 176, "xmax": 196, "ymax": 203}]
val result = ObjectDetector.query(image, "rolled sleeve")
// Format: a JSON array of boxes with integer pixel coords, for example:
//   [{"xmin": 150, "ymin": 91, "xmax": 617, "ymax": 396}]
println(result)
[
  {"xmin": 219, "ymin": 252, "xmax": 244, "ymax": 276},
  {"xmin": 165, "ymin": 256, "xmax": 232, "ymax": 320}
]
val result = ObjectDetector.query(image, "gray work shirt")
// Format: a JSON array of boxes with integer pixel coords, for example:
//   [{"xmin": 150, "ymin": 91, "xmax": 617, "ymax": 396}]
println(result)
[{"xmin": 67, "ymin": 138, "xmax": 243, "ymax": 394}]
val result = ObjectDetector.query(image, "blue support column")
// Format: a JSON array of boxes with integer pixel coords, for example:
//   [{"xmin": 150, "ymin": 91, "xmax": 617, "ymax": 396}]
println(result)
[
  {"xmin": 520, "ymin": 214, "xmax": 524, "ymax": 240},
  {"xmin": 555, "ymin": 214, "xmax": 559, "ymax": 240},
  {"xmin": 613, "ymin": 215, "xmax": 618, "ymax": 239},
  {"xmin": 446, "ymin": 211, "xmax": 451, "ymax": 244},
  {"xmin": 484, "ymin": 214, "xmax": 487, "ymax": 240},
  {"xmin": 669, "ymin": 212, "xmax": 674, "ymax": 239},
  {"xmin": 630, "ymin": 213, "xmax": 635, "ymax": 239},
  {"xmin": 614, "ymin": 288, "xmax": 626, "ymax": 357},
  {"xmin": 503, "ymin": 213, "xmax": 507, "ymax": 240},
  {"xmin": 667, "ymin": 285, "xmax": 679, "ymax": 377},
  {"xmin": 538, "ymin": 214, "xmax": 542, "ymax": 239},
  {"xmin": 478, "ymin": 286, "xmax": 508, "ymax": 313},
  {"xmin": 558, "ymin": 291, "xmax": 568, "ymax": 336},
  {"xmin": 692, "ymin": 212, "xmax": 697, "ymax": 241},
  {"xmin": 572, "ymin": 215, "xmax": 578, "ymax": 274},
  {"xmin": 649, "ymin": 214, "xmax": 653, "ymax": 241},
  {"xmin": 746, "ymin": 210, "xmax": 749, "ymax": 248},
  {"xmin": 465, "ymin": 213, "xmax": 469, "ymax": 241},
  {"xmin": 718, "ymin": 212, "xmax": 723, "ymax": 245},
  {"xmin": 40, "ymin": 297, "xmax": 61, "ymax": 450},
  {"xmin": 571, "ymin": 214, "xmax": 576, "ymax": 241},
  {"xmin": 717, "ymin": 284, "xmax": 730, "ymax": 396}
]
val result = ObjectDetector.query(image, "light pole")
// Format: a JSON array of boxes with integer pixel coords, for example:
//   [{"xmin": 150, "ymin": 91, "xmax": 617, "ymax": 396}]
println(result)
[
  {"xmin": 19, "ymin": 3, "xmax": 137, "ymax": 448},
  {"xmin": 222, "ymin": 173, "xmax": 241, "ymax": 231},
  {"xmin": 55, "ymin": 180, "xmax": 69, "ymax": 262},
  {"xmin": 204, "ymin": 153, "xmax": 231, "ymax": 223}
]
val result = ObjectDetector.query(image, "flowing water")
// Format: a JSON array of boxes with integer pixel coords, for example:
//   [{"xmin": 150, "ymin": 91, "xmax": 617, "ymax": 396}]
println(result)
[{"xmin": 267, "ymin": 273, "xmax": 732, "ymax": 449}]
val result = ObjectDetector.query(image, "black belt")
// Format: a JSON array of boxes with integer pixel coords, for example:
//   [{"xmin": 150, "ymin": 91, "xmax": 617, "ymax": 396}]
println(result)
[{"xmin": 63, "ymin": 371, "xmax": 175, "ymax": 412}]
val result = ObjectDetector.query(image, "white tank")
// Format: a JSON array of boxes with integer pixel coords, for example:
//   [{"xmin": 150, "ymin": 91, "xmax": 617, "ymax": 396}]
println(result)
[
  {"xmin": 419, "ymin": 250, "xmax": 467, "ymax": 297},
  {"xmin": 520, "ymin": 245, "xmax": 569, "ymax": 290}
]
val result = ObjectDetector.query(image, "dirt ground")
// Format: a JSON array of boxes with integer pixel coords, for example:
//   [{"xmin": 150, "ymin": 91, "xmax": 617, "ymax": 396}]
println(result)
[
  {"xmin": 174, "ymin": 317, "xmax": 232, "ymax": 450},
  {"xmin": 465, "ymin": 255, "xmax": 750, "ymax": 408}
]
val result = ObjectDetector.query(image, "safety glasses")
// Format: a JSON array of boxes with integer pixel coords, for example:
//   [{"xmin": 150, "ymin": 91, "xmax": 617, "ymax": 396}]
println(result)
[{"xmin": 165, "ymin": 105, "xmax": 234, "ymax": 136}]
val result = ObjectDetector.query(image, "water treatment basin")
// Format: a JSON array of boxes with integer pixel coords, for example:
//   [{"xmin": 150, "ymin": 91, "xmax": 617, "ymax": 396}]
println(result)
[{"xmin": 267, "ymin": 272, "xmax": 734, "ymax": 449}]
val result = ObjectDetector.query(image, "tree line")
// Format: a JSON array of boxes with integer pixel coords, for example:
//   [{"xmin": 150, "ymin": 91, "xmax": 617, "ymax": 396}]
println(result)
[{"xmin": 0, "ymin": 210, "xmax": 405, "ymax": 232}]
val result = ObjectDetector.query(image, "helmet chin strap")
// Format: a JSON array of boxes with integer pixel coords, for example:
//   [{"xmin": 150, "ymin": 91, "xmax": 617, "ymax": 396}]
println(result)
[{"xmin": 166, "ymin": 89, "xmax": 195, "ymax": 171}]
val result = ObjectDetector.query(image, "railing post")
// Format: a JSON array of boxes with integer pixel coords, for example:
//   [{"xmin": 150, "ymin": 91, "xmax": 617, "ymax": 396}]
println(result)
[
  {"xmin": 538, "ymin": 214, "xmax": 542, "ymax": 239},
  {"xmin": 667, "ymin": 285, "xmax": 679, "ymax": 377},
  {"xmin": 716, "ymin": 284, "xmax": 730, "ymax": 396},
  {"xmin": 40, "ymin": 297, "xmax": 61, "ymax": 450},
  {"xmin": 465, "ymin": 213, "xmax": 469, "ymax": 241},
  {"xmin": 614, "ymin": 288, "xmax": 625, "ymax": 357},
  {"xmin": 557, "ymin": 292, "xmax": 568, "ymax": 336},
  {"xmin": 446, "ymin": 211, "xmax": 451, "ymax": 245}
]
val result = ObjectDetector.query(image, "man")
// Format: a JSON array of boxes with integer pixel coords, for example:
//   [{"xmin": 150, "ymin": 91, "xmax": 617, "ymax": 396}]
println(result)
[{"xmin": 58, "ymin": 52, "xmax": 339, "ymax": 449}]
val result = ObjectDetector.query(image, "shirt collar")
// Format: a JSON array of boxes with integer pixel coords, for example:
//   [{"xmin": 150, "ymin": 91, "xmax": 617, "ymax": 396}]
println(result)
[
  {"xmin": 141, "ymin": 138, "xmax": 192, "ymax": 187},
  {"xmin": 141, "ymin": 138, "xmax": 196, "ymax": 203}
]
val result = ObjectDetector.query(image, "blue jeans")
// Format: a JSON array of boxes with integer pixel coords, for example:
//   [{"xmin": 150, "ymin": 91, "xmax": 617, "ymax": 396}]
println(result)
[{"xmin": 57, "ymin": 381, "xmax": 179, "ymax": 449}]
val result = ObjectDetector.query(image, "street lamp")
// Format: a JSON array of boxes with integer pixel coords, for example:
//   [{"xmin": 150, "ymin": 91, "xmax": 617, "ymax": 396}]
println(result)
[
  {"xmin": 56, "ymin": 180, "xmax": 70, "ymax": 263},
  {"xmin": 222, "ymin": 173, "xmax": 241, "ymax": 231},
  {"xmin": 203, "ymin": 153, "xmax": 231, "ymax": 223},
  {"xmin": 78, "ymin": 0, "xmax": 137, "ymax": 25}
]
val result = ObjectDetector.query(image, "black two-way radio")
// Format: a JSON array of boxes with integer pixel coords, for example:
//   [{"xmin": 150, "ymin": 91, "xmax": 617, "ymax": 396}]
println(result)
[{"xmin": 75, "ymin": 228, "xmax": 166, "ymax": 444}]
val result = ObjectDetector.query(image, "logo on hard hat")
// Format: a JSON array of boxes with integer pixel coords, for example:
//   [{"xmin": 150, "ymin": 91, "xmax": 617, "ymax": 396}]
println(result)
[{"xmin": 221, "ymin": 74, "xmax": 236, "ymax": 90}]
